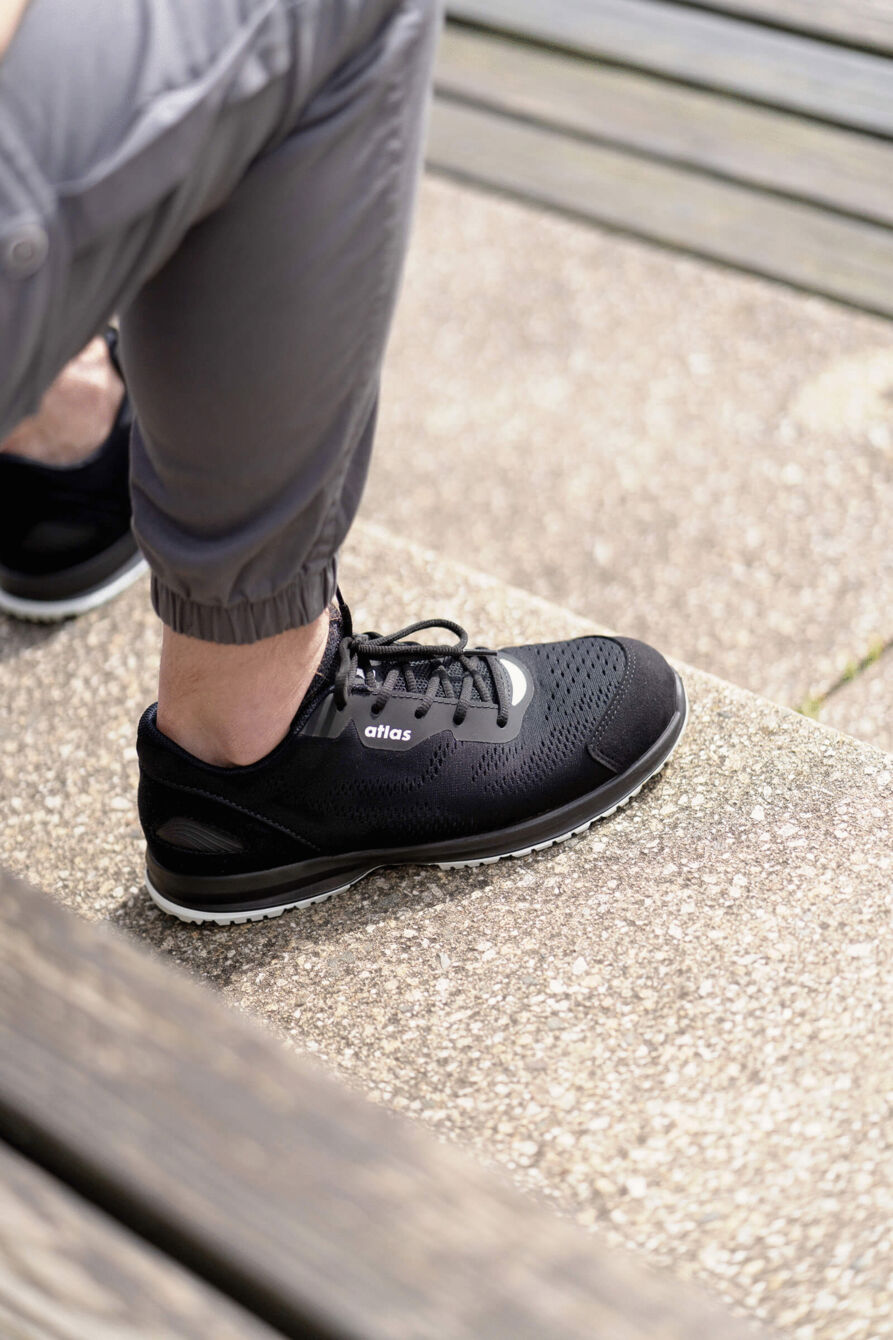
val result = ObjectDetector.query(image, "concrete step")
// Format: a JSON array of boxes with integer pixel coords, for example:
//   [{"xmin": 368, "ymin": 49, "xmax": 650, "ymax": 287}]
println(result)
[
  {"xmin": 1, "ymin": 518, "xmax": 891, "ymax": 1340},
  {"xmin": 367, "ymin": 176, "xmax": 893, "ymax": 747}
]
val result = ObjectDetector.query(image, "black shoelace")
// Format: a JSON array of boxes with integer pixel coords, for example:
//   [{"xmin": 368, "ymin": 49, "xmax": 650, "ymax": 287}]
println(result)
[{"xmin": 333, "ymin": 618, "xmax": 510, "ymax": 728}]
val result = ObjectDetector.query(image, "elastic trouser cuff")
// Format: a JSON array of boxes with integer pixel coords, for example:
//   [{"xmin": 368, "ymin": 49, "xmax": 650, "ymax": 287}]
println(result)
[{"xmin": 150, "ymin": 560, "xmax": 337, "ymax": 644}]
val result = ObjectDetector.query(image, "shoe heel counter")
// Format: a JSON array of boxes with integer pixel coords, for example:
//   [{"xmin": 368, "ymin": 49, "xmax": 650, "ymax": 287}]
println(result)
[
  {"xmin": 136, "ymin": 710, "xmax": 308, "ymax": 878},
  {"xmin": 138, "ymin": 767, "xmax": 311, "ymax": 878}
]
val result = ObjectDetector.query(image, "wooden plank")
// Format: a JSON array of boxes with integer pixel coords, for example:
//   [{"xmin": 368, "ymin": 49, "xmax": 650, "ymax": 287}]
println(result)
[
  {"xmin": 445, "ymin": 0, "xmax": 893, "ymax": 136},
  {"xmin": 0, "ymin": 1141, "xmax": 280, "ymax": 1340},
  {"xmin": 436, "ymin": 28, "xmax": 893, "ymax": 227},
  {"xmin": 670, "ymin": 0, "xmax": 893, "ymax": 56},
  {"xmin": 0, "ymin": 868, "xmax": 762, "ymax": 1340},
  {"xmin": 427, "ymin": 98, "xmax": 893, "ymax": 319}
]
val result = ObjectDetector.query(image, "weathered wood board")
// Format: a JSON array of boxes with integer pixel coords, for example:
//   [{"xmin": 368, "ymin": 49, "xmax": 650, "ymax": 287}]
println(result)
[
  {"xmin": 0, "ymin": 1142, "xmax": 280, "ymax": 1340},
  {"xmin": 427, "ymin": 97, "xmax": 893, "ymax": 318},
  {"xmin": 446, "ymin": 0, "xmax": 893, "ymax": 135},
  {"xmin": 0, "ymin": 869, "xmax": 762, "ymax": 1340},
  {"xmin": 675, "ymin": 0, "xmax": 893, "ymax": 54},
  {"xmin": 436, "ymin": 28, "xmax": 893, "ymax": 228}
]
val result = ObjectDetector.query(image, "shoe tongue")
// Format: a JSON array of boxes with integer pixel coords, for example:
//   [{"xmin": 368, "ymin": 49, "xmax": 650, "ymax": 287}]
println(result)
[
  {"xmin": 313, "ymin": 599, "xmax": 346, "ymax": 689},
  {"xmin": 289, "ymin": 599, "xmax": 345, "ymax": 734}
]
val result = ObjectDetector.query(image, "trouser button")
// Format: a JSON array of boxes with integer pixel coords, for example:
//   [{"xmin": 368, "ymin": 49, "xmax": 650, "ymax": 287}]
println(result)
[{"xmin": 2, "ymin": 221, "xmax": 49, "ymax": 277}]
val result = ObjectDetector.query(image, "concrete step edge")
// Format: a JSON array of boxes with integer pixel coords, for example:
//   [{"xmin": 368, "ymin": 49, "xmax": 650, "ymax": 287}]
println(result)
[{"xmin": 348, "ymin": 518, "xmax": 892, "ymax": 767}]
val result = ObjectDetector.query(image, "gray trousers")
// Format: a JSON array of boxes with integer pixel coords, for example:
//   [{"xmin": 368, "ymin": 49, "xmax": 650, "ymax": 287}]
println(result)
[{"xmin": 0, "ymin": 0, "xmax": 440, "ymax": 641}]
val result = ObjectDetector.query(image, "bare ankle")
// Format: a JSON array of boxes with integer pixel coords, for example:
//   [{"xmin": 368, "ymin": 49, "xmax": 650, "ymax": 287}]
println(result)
[
  {"xmin": 156, "ymin": 608, "xmax": 331, "ymax": 766},
  {"xmin": 0, "ymin": 336, "xmax": 123, "ymax": 464}
]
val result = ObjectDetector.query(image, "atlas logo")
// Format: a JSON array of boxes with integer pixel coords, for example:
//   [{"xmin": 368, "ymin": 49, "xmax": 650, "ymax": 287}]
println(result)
[{"xmin": 365, "ymin": 723, "xmax": 412, "ymax": 742}]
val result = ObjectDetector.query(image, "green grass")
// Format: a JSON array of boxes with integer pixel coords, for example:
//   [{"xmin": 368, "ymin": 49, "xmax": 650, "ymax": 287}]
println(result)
[{"xmin": 796, "ymin": 637, "xmax": 889, "ymax": 719}]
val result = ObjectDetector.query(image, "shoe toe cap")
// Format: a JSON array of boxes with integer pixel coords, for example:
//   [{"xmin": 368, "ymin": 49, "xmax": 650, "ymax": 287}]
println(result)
[{"xmin": 587, "ymin": 637, "xmax": 679, "ymax": 775}]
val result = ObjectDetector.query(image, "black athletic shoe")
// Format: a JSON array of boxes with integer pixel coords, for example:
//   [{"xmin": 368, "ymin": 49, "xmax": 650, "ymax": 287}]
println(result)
[
  {"xmin": 0, "ymin": 331, "xmax": 145, "ymax": 622},
  {"xmin": 138, "ymin": 595, "xmax": 687, "ymax": 924}
]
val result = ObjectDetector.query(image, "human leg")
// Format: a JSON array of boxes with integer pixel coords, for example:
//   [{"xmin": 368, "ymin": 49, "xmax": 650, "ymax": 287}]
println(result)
[
  {"xmin": 1, "ymin": 0, "xmax": 688, "ymax": 925},
  {"xmin": 1, "ymin": 0, "xmax": 439, "ymax": 662},
  {"xmin": 117, "ymin": 0, "xmax": 439, "ymax": 761},
  {"xmin": 157, "ymin": 615, "xmax": 331, "ymax": 766},
  {"xmin": 0, "ymin": 337, "xmax": 122, "ymax": 465}
]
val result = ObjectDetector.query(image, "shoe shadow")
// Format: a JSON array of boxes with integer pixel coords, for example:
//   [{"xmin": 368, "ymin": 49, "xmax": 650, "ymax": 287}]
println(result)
[
  {"xmin": 0, "ymin": 614, "xmax": 68, "ymax": 663},
  {"xmin": 110, "ymin": 765, "xmax": 675, "ymax": 997},
  {"xmin": 111, "ymin": 860, "xmax": 495, "ymax": 993}
]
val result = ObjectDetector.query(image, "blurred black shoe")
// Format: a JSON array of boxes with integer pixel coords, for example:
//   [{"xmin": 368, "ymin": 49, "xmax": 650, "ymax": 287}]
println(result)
[{"xmin": 0, "ymin": 330, "xmax": 145, "ymax": 621}]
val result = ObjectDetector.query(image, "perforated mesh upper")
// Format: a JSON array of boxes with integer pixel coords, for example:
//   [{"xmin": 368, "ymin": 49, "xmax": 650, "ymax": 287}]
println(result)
[
  {"xmin": 278, "ymin": 634, "xmax": 628, "ymax": 849},
  {"xmin": 469, "ymin": 638, "xmax": 626, "ymax": 797},
  {"xmin": 141, "ymin": 628, "xmax": 635, "ymax": 863}
]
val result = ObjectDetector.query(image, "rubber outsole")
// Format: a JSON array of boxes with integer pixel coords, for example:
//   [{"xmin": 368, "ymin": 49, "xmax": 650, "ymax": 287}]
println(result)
[
  {"xmin": 146, "ymin": 678, "xmax": 688, "ymax": 926},
  {"xmin": 0, "ymin": 555, "xmax": 148, "ymax": 622}
]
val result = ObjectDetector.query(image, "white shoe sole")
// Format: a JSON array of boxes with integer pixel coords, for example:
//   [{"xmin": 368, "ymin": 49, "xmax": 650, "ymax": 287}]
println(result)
[{"xmin": 0, "ymin": 556, "xmax": 148, "ymax": 622}]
